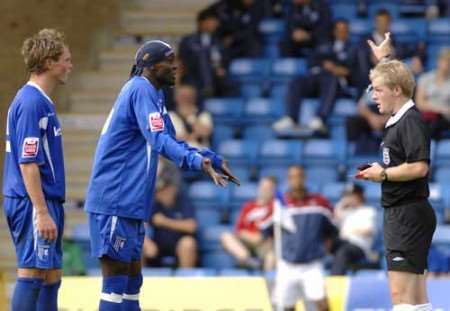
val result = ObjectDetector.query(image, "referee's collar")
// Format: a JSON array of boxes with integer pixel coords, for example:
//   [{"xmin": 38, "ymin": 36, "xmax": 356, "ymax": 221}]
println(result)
[{"xmin": 385, "ymin": 100, "xmax": 415, "ymax": 128}]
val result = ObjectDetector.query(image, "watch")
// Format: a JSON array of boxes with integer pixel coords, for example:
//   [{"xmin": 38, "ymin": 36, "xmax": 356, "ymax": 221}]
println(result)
[{"xmin": 381, "ymin": 168, "xmax": 388, "ymax": 182}]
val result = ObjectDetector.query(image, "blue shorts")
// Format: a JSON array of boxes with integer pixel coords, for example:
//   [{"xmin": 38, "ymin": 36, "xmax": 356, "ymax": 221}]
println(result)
[
  {"xmin": 4, "ymin": 197, "xmax": 64, "ymax": 269},
  {"xmin": 88, "ymin": 212, "xmax": 145, "ymax": 263}
]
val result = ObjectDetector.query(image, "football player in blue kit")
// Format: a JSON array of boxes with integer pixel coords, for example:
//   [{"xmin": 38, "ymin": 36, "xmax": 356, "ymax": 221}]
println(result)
[
  {"xmin": 3, "ymin": 29, "xmax": 72, "ymax": 311},
  {"xmin": 84, "ymin": 40, "xmax": 240, "ymax": 311}
]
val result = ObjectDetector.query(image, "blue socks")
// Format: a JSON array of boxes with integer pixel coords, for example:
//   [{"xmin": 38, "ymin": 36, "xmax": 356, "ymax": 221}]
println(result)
[
  {"xmin": 122, "ymin": 274, "xmax": 143, "ymax": 311},
  {"xmin": 11, "ymin": 277, "xmax": 43, "ymax": 311},
  {"xmin": 99, "ymin": 275, "xmax": 128, "ymax": 311},
  {"xmin": 37, "ymin": 280, "xmax": 61, "ymax": 311}
]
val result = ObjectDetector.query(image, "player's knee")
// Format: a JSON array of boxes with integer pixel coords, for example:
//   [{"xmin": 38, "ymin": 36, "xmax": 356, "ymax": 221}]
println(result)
[
  {"xmin": 43, "ymin": 269, "xmax": 62, "ymax": 284},
  {"xmin": 100, "ymin": 256, "xmax": 130, "ymax": 276},
  {"xmin": 17, "ymin": 268, "xmax": 46, "ymax": 279}
]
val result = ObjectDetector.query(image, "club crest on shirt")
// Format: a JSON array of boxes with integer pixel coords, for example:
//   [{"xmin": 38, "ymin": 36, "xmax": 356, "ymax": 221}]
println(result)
[
  {"xmin": 148, "ymin": 112, "xmax": 164, "ymax": 132},
  {"xmin": 22, "ymin": 137, "xmax": 39, "ymax": 158},
  {"xmin": 113, "ymin": 236, "xmax": 126, "ymax": 252},
  {"xmin": 383, "ymin": 147, "xmax": 390, "ymax": 165}
]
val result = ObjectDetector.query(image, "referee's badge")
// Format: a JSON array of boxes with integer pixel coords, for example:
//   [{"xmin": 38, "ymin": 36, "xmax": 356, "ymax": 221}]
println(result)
[{"xmin": 383, "ymin": 147, "xmax": 390, "ymax": 165}]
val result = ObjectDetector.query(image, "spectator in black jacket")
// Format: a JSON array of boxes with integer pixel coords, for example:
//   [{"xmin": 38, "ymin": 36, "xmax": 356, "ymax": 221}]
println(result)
[
  {"xmin": 273, "ymin": 19, "xmax": 355, "ymax": 134},
  {"xmin": 178, "ymin": 9, "xmax": 233, "ymax": 99},
  {"xmin": 280, "ymin": 0, "xmax": 332, "ymax": 58}
]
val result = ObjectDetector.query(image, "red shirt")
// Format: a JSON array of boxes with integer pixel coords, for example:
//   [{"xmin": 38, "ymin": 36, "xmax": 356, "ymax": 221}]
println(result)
[
  {"xmin": 284, "ymin": 192, "xmax": 333, "ymax": 213},
  {"xmin": 235, "ymin": 200, "xmax": 274, "ymax": 234}
]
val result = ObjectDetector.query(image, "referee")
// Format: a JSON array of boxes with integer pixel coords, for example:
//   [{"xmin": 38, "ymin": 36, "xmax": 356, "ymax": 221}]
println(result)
[{"xmin": 360, "ymin": 33, "xmax": 436, "ymax": 311}]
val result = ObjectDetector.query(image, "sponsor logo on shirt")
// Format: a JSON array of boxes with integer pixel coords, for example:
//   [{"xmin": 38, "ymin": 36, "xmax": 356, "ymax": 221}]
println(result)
[
  {"xmin": 113, "ymin": 236, "xmax": 126, "ymax": 252},
  {"xmin": 38, "ymin": 244, "xmax": 50, "ymax": 261},
  {"xmin": 53, "ymin": 126, "xmax": 62, "ymax": 136},
  {"xmin": 149, "ymin": 112, "xmax": 165, "ymax": 132},
  {"xmin": 383, "ymin": 147, "xmax": 390, "ymax": 165},
  {"xmin": 22, "ymin": 137, "xmax": 39, "ymax": 158}
]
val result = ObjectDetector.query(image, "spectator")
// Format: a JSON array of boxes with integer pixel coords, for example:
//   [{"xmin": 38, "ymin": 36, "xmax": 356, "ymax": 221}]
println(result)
[
  {"xmin": 178, "ymin": 8, "xmax": 232, "ymax": 98},
  {"xmin": 210, "ymin": 0, "xmax": 265, "ymax": 59},
  {"xmin": 169, "ymin": 84, "xmax": 213, "ymax": 149},
  {"xmin": 157, "ymin": 156, "xmax": 183, "ymax": 189},
  {"xmin": 221, "ymin": 176, "xmax": 276, "ymax": 270},
  {"xmin": 269, "ymin": 165, "xmax": 337, "ymax": 311},
  {"xmin": 415, "ymin": 48, "xmax": 450, "ymax": 140},
  {"xmin": 346, "ymin": 93, "xmax": 389, "ymax": 154},
  {"xmin": 330, "ymin": 183, "xmax": 377, "ymax": 275},
  {"xmin": 143, "ymin": 177, "xmax": 197, "ymax": 268},
  {"xmin": 354, "ymin": 9, "xmax": 425, "ymax": 97},
  {"xmin": 273, "ymin": 19, "xmax": 355, "ymax": 134},
  {"xmin": 280, "ymin": 0, "xmax": 332, "ymax": 58}
]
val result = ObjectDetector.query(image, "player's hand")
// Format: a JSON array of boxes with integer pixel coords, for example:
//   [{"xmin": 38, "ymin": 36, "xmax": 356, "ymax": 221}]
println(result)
[
  {"xmin": 368, "ymin": 32, "xmax": 393, "ymax": 61},
  {"xmin": 221, "ymin": 160, "xmax": 240, "ymax": 186},
  {"xmin": 36, "ymin": 211, "xmax": 57, "ymax": 241},
  {"xmin": 359, "ymin": 162, "xmax": 384, "ymax": 182},
  {"xmin": 202, "ymin": 158, "xmax": 228, "ymax": 187}
]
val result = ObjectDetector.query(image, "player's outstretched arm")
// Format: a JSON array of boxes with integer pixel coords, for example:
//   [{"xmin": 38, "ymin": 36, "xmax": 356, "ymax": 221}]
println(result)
[
  {"xmin": 202, "ymin": 157, "xmax": 229, "ymax": 187},
  {"xmin": 368, "ymin": 32, "xmax": 393, "ymax": 62}
]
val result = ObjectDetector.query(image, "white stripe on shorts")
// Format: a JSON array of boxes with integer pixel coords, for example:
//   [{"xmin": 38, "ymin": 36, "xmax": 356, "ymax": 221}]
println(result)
[
  {"xmin": 123, "ymin": 293, "xmax": 140, "ymax": 301},
  {"xmin": 100, "ymin": 292, "xmax": 123, "ymax": 303}
]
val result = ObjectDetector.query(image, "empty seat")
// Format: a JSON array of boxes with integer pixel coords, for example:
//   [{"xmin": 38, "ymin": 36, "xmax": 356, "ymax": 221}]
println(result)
[
  {"xmin": 188, "ymin": 181, "xmax": 228, "ymax": 209},
  {"xmin": 428, "ymin": 18, "xmax": 450, "ymax": 44},
  {"xmin": 217, "ymin": 139, "xmax": 259, "ymax": 166},
  {"xmin": 303, "ymin": 139, "xmax": 339, "ymax": 166},
  {"xmin": 259, "ymin": 139, "xmax": 303, "ymax": 166}
]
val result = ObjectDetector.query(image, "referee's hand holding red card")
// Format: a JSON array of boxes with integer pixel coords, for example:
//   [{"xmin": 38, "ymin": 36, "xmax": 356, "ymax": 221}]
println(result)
[{"xmin": 358, "ymin": 162, "xmax": 384, "ymax": 182}]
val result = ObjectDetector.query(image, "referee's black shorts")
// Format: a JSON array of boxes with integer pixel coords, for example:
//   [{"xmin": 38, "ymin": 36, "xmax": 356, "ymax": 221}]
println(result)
[{"xmin": 383, "ymin": 200, "xmax": 436, "ymax": 274}]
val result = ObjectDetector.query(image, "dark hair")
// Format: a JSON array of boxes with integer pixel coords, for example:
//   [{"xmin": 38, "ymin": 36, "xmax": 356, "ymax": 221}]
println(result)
[
  {"xmin": 197, "ymin": 8, "xmax": 218, "ymax": 23},
  {"xmin": 376, "ymin": 8, "xmax": 391, "ymax": 18},
  {"xmin": 334, "ymin": 18, "xmax": 349, "ymax": 27}
]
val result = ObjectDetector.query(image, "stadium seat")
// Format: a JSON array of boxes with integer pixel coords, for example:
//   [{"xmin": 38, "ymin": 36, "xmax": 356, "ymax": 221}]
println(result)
[
  {"xmin": 211, "ymin": 124, "xmax": 234, "ymax": 149},
  {"xmin": 229, "ymin": 58, "xmax": 271, "ymax": 82},
  {"xmin": 368, "ymin": 3, "xmax": 400, "ymax": 19},
  {"xmin": 349, "ymin": 19, "xmax": 370, "ymax": 43},
  {"xmin": 428, "ymin": 18, "xmax": 450, "ymax": 44},
  {"xmin": 188, "ymin": 181, "xmax": 228, "ymax": 209},
  {"xmin": 198, "ymin": 225, "xmax": 232, "ymax": 251},
  {"xmin": 228, "ymin": 165, "xmax": 252, "ymax": 182},
  {"xmin": 217, "ymin": 139, "xmax": 259, "ymax": 166},
  {"xmin": 332, "ymin": 98, "xmax": 358, "ymax": 117},
  {"xmin": 435, "ymin": 139, "xmax": 450, "ymax": 166},
  {"xmin": 259, "ymin": 139, "xmax": 303, "ymax": 166},
  {"xmin": 204, "ymin": 98, "xmax": 244, "ymax": 124},
  {"xmin": 244, "ymin": 98, "xmax": 280, "ymax": 123},
  {"xmin": 141, "ymin": 268, "xmax": 173, "ymax": 277},
  {"xmin": 259, "ymin": 19, "xmax": 285, "ymax": 58},
  {"xmin": 196, "ymin": 208, "xmax": 222, "ymax": 228},
  {"xmin": 201, "ymin": 251, "xmax": 235, "ymax": 269},
  {"xmin": 330, "ymin": 3, "xmax": 357, "ymax": 19},
  {"xmin": 399, "ymin": 2, "xmax": 426, "ymax": 16},
  {"xmin": 243, "ymin": 125, "xmax": 276, "ymax": 142},
  {"xmin": 229, "ymin": 182, "xmax": 258, "ymax": 210},
  {"xmin": 271, "ymin": 58, "xmax": 307, "ymax": 82},
  {"xmin": 434, "ymin": 167, "xmax": 450, "ymax": 184},
  {"xmin": 305, "ymin": 166, "xmax": 339, "ymax": 186},
  {"xmin": 303, "ymin": 139, "xmax": 339, "ymax": 167},
  {"xmin": 322, "ymin": 182, "xmax": 346, "ymax": 203},
  {"xmin": 174, "ymin": 268, "xmax": 216, "ymax": 277},
  {"xmin": 219, "ymin": 268, "xmax": 251, "ymax": 276},
  {"xmin": 391, "ymin": 19, "xmax": 427, "ymax": 43}
]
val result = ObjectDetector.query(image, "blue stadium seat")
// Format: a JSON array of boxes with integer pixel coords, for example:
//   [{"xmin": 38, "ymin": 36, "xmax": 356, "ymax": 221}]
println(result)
[
  {"xmin": 399, "ymin": 2, "xmax": 426, "ymax": 16},
  {"xmin": 217, "ymin": 139, "xmax": 259, "ymax": 166},
  {"xmin": 259, "ymin": 139, "xmax": 303, "ymax": 166},
  {"xmin": 271, "ymin": 58, "xmax": 307, "ymax": 81},
  {"xmin": 434, "ymin": 167, "xmax": 450, "ymax": 184},
  {"xmin": 349, "ymin": 19, "xmax": 370, "ymax": 43},
  {"xmin": 298, "ymin": 98, "xmax": 320, "ymax": 126},
  {"xmin": 363, "ymin": 182, "xmax": 382, "ymax": 205},
  {"xmin": 198, "ymin": 225, "xmax": 232, "ymax": 250},
  {"xmin": 196, "ymin": 208, "xmax": 222, "ymax": 228},
  {"xmin": 435, "ymin": 139, "xmax": 450, "ymax": 166},
  {"xmin": 259, "ymin": 166, "xmax": 289, "ymax": 182},
  {"xmin": 204, "ymin": 98, "xmax": 244, "ymax": 124},
  {"xmin": 240, "ymin": 82, "xmax": 263, "ymax": 99},
  {"xmin": 229, "ymin": 58, "xmax": 271, "ymax": 82},
  {"xmin": 230, "ymin": 182, "xmax": 258, "ymax": 210},
  {"xmin": 188, "ymin": 181, "xmax": 228, "ymax": 209},
  {"xmin": 322, "ymin": 182, "xmax": 346, "ymax": 203},
  {"xmin": 330, "ymin": 3, "xmax": 357, "ymax": 19},
  {"xmin": 244, "ymin": 98, "xmax": 280, "ymax": 123},
  {"xmin": 219, "ymin": 268, "xmax": 251, "ymax": 276},
  {"xmin": 243, "ymin": 125, "xmax": 276, "ymax": 142},
  {"xmin": 229, "ymin": 165, "xmax": 252, "ymax": 182},
  {"xmin": 428, "ymin": 18, "xmax": 450, "ymax": 44},
  {"xmin": 259, "ymin": 19, "xmax": 285, "ymax": 58},
  {"xmin": 201, "ymin": 251, "xmax": 235, "ymax": 269},
  {"xmin": 391, "ymin": 19, "xmax": 427, "ymax": 42},
  {"xmin": 141, "ymin": 268, "xmax": 173, "ymax": 277},
  {"xmin": 211, "ymin": 124, "xmax": 234, "ymax": 149},
  {"xmin": 333, "ymin": 98, "xmax": 358, "ymax": 117},
  {"xmin": 426, "ymin": 44, "xmax": 449, "ymax": 70},
  {"xmin": 368, "ymin": 3, "xmax": 399, "ymax": 19},
  {"xmin": 174, "ymin": 268, "xmax": 216, "ymax": 277},
  {"xmin": 303, "ymin": 139, "xmax": 339, "ymax": 166},
  {"xmin": 305, "ymin": 166, "xmax": 339, "ymax": 186}
]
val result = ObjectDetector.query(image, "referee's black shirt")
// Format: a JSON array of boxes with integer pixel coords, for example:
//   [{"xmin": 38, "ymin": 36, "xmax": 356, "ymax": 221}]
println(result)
[{"xmin": 380, "ymin": 100, "xmax": 430, "ymax": 208}]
